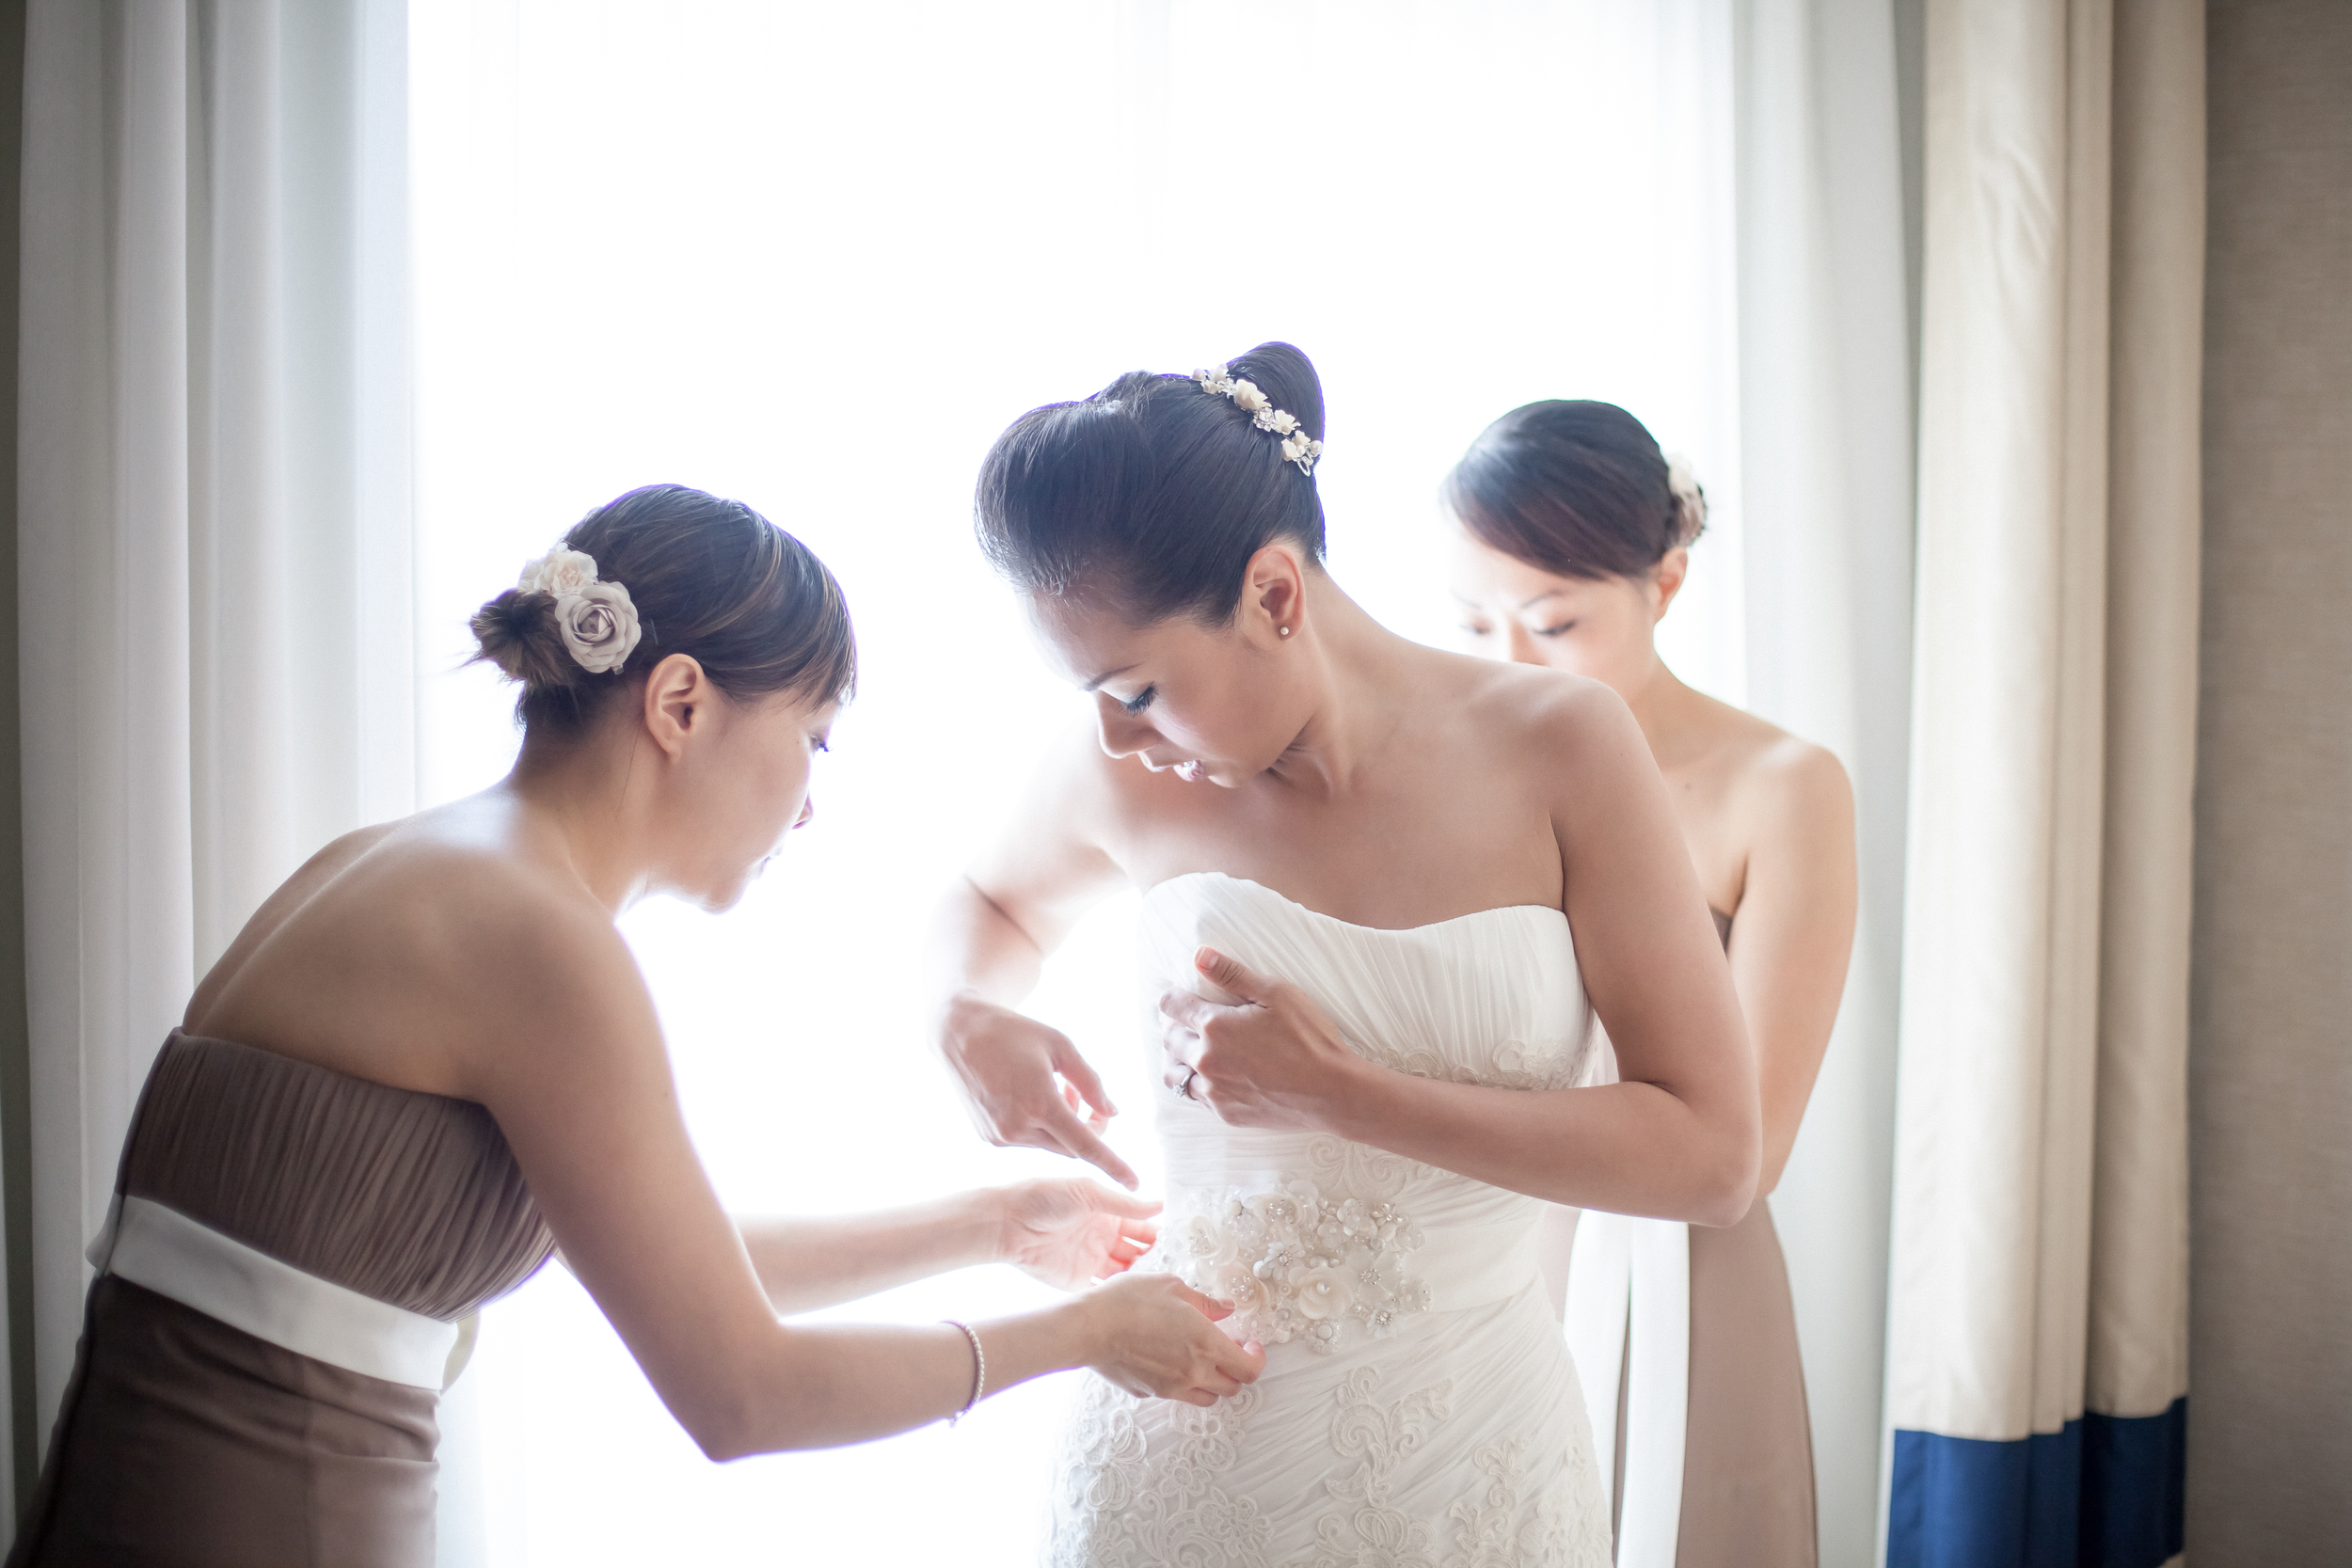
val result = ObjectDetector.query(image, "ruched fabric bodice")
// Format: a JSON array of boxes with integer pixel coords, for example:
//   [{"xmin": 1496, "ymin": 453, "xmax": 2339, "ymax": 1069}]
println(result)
[
  {"xmin": 1144, "ymin": 874, "xmax": 1596, "ymax": 1352},
  {"xmin": 1051, "ymin": 873, "xmax": 1612, "ymax": 1567},
  {"xmin": 9, "ymin": 1032, "xmax": 556, "ymax": 1568},
  {"xmin": 121, "ymin": 1032, "xmax": 554, "ymax": 1318}
]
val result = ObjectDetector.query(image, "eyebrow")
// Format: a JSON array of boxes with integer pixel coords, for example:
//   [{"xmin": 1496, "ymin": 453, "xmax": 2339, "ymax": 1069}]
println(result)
[
  {"xmin": 1082, "ymin": 664, "xmax": 1139, "ymax": 692},
  {"xmin": 1517, "ymin": 590, "xmax": 1566, "ymax": 611}
]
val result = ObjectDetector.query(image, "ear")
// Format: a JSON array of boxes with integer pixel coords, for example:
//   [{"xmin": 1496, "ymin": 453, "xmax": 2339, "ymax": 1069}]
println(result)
[
  {"xmin": 640, "ymin": 652, "xmax": 712, "ymax": 760},
  {"xmin": 1240, "ymin": 543, "xmax": 1309, "ymax": 643},
  {"xmin": 1649, "ymin": 548, "xmax": 1692, "ymax": 622}
]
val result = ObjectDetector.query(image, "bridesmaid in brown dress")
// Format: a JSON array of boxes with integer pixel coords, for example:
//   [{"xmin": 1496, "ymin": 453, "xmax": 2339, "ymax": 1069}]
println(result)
[
  {"xmin": 1444, "ymin": 404, "xmax": 1858, "ymax": 1567},
  {"xmin": 8, "ymin": 484, "xmax": 1263, "ymax": 1568}
]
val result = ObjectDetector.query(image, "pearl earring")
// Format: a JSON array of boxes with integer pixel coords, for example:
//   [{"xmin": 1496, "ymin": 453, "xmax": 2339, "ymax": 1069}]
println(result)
[{"xmin": 1279, "ymin": 626, "xmax": 1292, "ymax": 638}]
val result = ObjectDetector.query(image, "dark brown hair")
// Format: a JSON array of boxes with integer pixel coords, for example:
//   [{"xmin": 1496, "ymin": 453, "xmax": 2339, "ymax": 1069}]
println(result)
[
  {"xmin": 974, "ymin": 341, "xmax": 1327, "ymax": 624},
  {"xmin": 470, "ymin": 483, "xmax": 856, "ymax": 736},
  {"xmin": 1443, "ymin": 400, "xmax": 1701, "ymax": 580}
]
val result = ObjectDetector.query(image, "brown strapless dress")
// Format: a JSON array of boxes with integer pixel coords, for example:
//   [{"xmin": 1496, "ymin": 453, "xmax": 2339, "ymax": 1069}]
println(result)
[
  {"xmin": 1604, "ymin": 908, "xmax": 1819, "ymax": 1566},
  {"xmin": 8, "ymin": 1031, "xmax": 556, "ymax": 1568}
]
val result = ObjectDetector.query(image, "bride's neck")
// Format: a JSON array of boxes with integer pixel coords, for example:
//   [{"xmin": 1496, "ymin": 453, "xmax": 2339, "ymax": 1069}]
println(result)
[{"xmin": 1264, "ymin": 578, "xmax": 1420, "ymax": 798}]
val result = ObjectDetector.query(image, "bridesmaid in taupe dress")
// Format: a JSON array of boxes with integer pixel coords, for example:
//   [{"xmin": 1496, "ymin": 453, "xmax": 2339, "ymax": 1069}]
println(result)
[
  {"xmin": 8, "ymin": 484, "xmax": 1263, "ymax": 1567},
  {"xmin": 1444, "ymin": 403, "xmax": 1858, "ymax": 1567}
]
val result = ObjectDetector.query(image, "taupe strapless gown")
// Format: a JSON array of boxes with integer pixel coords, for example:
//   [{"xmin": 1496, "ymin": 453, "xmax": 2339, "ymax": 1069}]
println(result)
[
  {"xmin": 8, "ymin": 1031, "xmax": 555, "ymax": 1568},
  {"xmin": 1606, "ymin": 908, "xmax": 1817, "ymax": 1566}
]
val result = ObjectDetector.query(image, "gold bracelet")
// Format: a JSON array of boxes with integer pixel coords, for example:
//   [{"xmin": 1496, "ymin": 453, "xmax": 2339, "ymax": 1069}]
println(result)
[{"xmin": 942, "ymin": 1319, "xmax": 985, "ymax": 1426}]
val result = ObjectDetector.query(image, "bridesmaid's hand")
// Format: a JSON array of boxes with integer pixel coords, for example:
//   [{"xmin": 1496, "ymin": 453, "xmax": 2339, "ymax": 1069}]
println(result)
[
  {"xmin": 993, "ymin": 1178, "xmax": 1161, "ymax": 1291},
  {"xmin": 1156, "ymin": 948, "xmax": 1369, "ymax": 1131},
  {"xmin": 1073, "ymin": 1273, "xmax": 1266, "ymax": 1406},
  {"xmin": 937, "ymin": 992, "xmax": 1138, "ymax": 1189}
]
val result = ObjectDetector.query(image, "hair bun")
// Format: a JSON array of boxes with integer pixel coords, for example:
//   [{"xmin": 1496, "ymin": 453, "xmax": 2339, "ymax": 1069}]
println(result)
[{"xmin": 469, "ymin": 590, "xmax": 585, "ymax": 690}]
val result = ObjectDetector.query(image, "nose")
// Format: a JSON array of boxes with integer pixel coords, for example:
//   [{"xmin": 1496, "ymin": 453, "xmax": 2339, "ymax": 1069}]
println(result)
[
  {"xmin": 793, "ymin": 795, "xmax": 815, "ymax": 830},
  {"xmin": 1093, "ymin": 695, "xmax": 1154, "ymax": 760},
  {"xmin": 1503, "ymin": 621, "xmax": 1541, "ymax": 666}
]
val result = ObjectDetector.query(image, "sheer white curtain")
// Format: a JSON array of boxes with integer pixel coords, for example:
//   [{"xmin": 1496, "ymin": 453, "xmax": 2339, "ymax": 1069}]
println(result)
[
  {"xmin": 409, "ymin": 3, "xmax": 1742, "ymax": 1561},
  {"xmin": 1730, "ymin": 3, "xmax": 1915, "ymax": 1564},
  {"xmin": 14, "ymin": 0, "xmax": 413, "ymax": 1482}
]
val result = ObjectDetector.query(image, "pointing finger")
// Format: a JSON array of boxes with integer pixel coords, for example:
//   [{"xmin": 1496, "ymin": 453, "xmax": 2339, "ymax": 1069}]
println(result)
[
  {"xmin": 1046, "ymin": 1105, "xmax": 1139, "ymax": 1191},
  {"xmin": 1051, "ymin": 1036, "xmax": 1119, "ymax": 1121}
]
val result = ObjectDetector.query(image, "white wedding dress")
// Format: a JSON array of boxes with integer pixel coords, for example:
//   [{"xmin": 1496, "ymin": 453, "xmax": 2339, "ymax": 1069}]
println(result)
[{"xmin": 1050, "ymin": 873, "xmax": 1612, "ymax": 1568}]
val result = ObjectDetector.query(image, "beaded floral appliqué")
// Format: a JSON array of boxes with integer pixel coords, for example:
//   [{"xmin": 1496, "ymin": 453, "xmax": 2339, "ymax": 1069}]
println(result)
[{"xmin": 1159, "ymin": 1180, "xmax": 1434, "ymax": 1354}]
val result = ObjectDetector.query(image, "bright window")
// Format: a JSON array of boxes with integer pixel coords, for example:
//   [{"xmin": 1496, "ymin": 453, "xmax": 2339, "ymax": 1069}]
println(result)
[{"xmin": 410, "ymin": 3, "xmax": 1740, "ymax": 1560}]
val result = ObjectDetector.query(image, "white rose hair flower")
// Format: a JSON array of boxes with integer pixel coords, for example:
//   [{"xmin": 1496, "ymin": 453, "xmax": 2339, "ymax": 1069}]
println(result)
[
  {"xmin": 508, "ymin": 545, "xmax": 644, "ymax": 675},
  {"xmin": 555, "ymin": 580, "xmax": 643, "ymax": 673},
  {"xmin": 517, "ymin": 546, "xmax": 600, "ymax": 598},
  {"xmin": 1664, "ymin": 451, "xmax": 1708, "ymax": 543}
]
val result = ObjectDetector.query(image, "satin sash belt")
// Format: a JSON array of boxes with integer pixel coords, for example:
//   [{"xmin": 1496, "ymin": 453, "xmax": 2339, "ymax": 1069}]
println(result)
[{"xmin": 85, "ymin": 1195, "xmax": 464, "ymax": 1391}]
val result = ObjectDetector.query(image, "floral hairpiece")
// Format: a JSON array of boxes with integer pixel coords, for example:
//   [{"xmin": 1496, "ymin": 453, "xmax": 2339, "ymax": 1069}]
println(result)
[
  {"xmin": 1664, "ymin": 452, "xmax": 1708, "ymax": 539},
  {"xmin": 1193, "ymin": 364, "xmax": 1324, "ymax": 476},
  {"xmin": 516, "ymin": 546, "xmax": 643, "ymax": 673}
]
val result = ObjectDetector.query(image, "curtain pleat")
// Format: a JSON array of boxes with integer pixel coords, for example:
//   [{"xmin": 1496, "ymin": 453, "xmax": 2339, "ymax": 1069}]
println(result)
[
  {"xmin": 1884, "ymin": 3, "xmax": 2199, "ymax": 1564},
  {"xmin": 14, "ymin": 0, "xmax": 411, "ymax": 1452}
]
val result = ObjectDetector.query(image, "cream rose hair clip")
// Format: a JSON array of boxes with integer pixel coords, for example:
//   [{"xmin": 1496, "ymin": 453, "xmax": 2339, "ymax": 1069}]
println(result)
[
  {"xmin": 1193, "ymin": 364, "xmax": 1325, "ymax": 476},
  {"xmin": 1663, "ymin": 452, "xmax": 1708, "ymax": 543},
  {"xmin": 516, "ymin": 546, "xmax": 644, "ymax": 674}
]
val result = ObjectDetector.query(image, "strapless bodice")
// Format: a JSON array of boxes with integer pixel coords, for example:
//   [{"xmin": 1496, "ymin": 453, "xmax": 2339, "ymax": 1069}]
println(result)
[{"xmin": 1136, "ymin": 873, "xmax": 1595, "ymax": 1354}]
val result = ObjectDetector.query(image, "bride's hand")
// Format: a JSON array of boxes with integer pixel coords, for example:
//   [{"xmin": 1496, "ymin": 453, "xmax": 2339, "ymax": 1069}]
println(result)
[
  {"xmin": 1073, "ymin": 1273, "xmax": 1267, "ymax": 1406},
  {"xmin": 1156, "ymin": 949, "xmax": 1369, "ymax": 1130},
  {"xmin": 935, "ymin": 991, "xmax": 1138, "ymax": 1189},
  {"xmin": 994, "ymin": 1178, "xmax": 1161, "ymax": 1291}
]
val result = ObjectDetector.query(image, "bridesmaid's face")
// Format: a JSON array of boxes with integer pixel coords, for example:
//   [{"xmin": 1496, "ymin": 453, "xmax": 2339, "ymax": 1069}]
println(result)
[
  {"xmin": 1023, "ymin": 578, "xmax": 1310, "ymax": 788},
  {"xmin": 663, "ymin": 683, "xmax": 836, "ymax": 911},
  {"xmin": 1446, "ymin": 531, "xmax": 1682, "ymax": 704}
]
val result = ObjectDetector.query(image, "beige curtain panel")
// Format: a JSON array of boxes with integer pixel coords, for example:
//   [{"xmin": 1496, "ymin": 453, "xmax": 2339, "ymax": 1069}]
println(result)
[{"xmin": 1884, "ymin": 1, "xmax": 2201, "ymax": 1563}]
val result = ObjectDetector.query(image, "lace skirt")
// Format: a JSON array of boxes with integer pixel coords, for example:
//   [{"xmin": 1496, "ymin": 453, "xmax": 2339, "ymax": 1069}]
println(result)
[{"xmin": 1049, "ymin": 1281, "xmax": 1610, "ymax": 1568}]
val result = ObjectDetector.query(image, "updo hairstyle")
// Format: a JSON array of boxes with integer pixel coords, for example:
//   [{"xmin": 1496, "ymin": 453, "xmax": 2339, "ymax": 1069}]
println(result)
[
  {"xmin": 470, "ymin": 483, "xmax": 856, "ymax": 736},
  {"xmin": 1443, "ymin": 400, "xmax": 1704, "ymax": 580},
  {"xmin": 974, "ymin": 341, "xmax": 1328, "ymax": 625}
]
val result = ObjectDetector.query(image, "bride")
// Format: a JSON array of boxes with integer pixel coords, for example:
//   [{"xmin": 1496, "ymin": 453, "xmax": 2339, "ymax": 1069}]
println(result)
[{"xmin": 930, "ymin": 344, "xmax": 1759, "ymax": 1565}]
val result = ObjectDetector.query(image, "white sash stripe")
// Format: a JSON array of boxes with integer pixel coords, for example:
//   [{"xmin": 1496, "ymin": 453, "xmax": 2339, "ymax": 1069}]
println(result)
[
  {"xmin": 1620, "ymin": 1215, "xmax": 1690, "ymax": 1568},
  {"xmin": 1564, "ymin": 1209, "xmax": 1691, "ymax": 1567},
  {"xmin": 88, "ymin": 1195, "xmax": 460, "ymax": 1391}
]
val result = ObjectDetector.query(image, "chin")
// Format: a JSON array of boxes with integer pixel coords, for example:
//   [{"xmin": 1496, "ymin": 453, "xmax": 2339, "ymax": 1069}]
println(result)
[{"xmin": 691, "ymin": 877, "xmax": 755, "ymax": 914}]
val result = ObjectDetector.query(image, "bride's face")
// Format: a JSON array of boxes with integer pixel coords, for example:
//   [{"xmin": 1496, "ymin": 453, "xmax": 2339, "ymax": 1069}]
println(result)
[
  {"xmin": 1446, "ymin": 530, "xmax": 1681, "ymax": 701},
  {"xmin": 1024, "ymin": 590, "xmax": 1304, "ymax": 787}
]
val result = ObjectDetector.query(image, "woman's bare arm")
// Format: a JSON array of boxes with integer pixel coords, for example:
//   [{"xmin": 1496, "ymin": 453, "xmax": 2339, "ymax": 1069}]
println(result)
[
  {"xmin": 737, "ymin": 1179, "xmax": 1159, "ymax": 1316},
  {"xmin": 930, "ymin": 722, "xmax": 1137, "ymax": 1185},
  {"xmin": 1725, "ymin": 739, "xmax": 1856, "ymax": 1194},
  {"xmin": 458, "ymin": 886, "xmax": 1255, "ymax": 1459}
]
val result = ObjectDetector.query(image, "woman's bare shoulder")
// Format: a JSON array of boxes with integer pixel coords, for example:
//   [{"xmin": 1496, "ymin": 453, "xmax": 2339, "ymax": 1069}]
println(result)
[
  {"xmin": 1435, "ymin": 650, "xmax": 1642, "ymax": 763},
  {"xmin": 191, "ymin": 800, "xmax": 648, "ymax": 1093},
  {"xmin": 1687, "ymin": 699, "xmax": 1851, "ymax": 836},
  {"xmin": 340, "ymin": 806, "xmax": 634, "ymax": 987}
]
